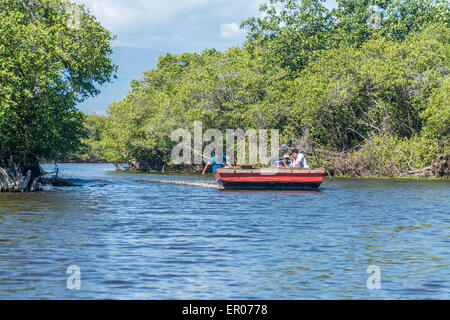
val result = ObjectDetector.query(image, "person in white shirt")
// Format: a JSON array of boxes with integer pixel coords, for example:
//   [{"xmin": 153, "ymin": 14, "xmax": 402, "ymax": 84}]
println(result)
[{"xmin": 290, "ymin": 149, "xmax": 310, "ymax": 168}]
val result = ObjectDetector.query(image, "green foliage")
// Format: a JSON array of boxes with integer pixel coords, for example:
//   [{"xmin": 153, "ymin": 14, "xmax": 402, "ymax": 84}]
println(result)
[
  {"xmin": 337, "ymin": 134, "xmax": 442, "ymax": 176},
  {"xmin": 242, "ymin": 0, "xmax": 450, "ymax": 77},
  {"xmin": 101, "ymin": 1, "xmax": 448, "ymax": 176},
  {"xmin": 102, "ymin": 22, "xmax": 449, "ymax": 174},
  {"xmin": 0, "ymin": 0, "xmax": 116, "ymax": 171},
  {"xmin": 76, "ymin": 114, "xmax": 110, "ymax": 161},
  {"xmin": 242, "ymin": 0, "xmax": 334, "ymax": 78},
  {"xmin": 103, "ymin": 48, "xmax": 286, "ymax": 169},
  {"xmin": 420, "ymin": 80, "xmax": 450, "ymax": 142},
  {"xmin": 281, "ymin": 23, "xmax": 449, "ymax": 150}
]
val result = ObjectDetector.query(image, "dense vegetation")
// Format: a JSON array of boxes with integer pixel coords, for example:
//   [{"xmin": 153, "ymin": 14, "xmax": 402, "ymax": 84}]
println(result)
[
  {"xmin": 2, "ymin": 0, "xmax": 448, "ymax": 188},
  {"xmin": 88, "ymin": 0, "xmax": 448, "ymax": 176},
  {"xmin": 0, "ymin": 0, "xmax": 116, "ymax": 190}
]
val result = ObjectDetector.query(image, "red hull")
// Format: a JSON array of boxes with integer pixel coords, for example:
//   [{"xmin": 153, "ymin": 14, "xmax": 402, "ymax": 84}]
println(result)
[{"xmin": 215, "ymin": 168, "xmax": 326, "ymax": 190}]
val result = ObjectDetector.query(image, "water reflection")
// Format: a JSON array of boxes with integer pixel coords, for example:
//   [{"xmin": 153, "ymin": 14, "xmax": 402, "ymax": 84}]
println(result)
[{"xmin": 218, "ymin": 189, "xmax": 322, "ymax": 194}]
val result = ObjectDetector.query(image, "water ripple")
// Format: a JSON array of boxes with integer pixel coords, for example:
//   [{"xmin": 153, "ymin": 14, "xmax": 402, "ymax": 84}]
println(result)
[{"xmin": 0, "ymin": 163, "xmax": 449, "ymax": 299}]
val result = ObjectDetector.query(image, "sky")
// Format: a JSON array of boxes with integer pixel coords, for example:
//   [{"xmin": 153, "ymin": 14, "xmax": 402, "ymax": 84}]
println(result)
[{"xmin": 73, "ymin": 0, "xmax": 337, "ymax": 114}]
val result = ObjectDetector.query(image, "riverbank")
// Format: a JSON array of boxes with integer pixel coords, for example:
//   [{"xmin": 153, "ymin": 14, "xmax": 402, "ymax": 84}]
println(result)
[
  {"xmin": 111, "ymin": 167, "xmax": 449, "ymax": 181},
  {"xmin": 16, "ymin": 151, "xmax": 445, "ymax": 193},
  {"xmin": 331, "ymin": 175, "xmax": 450, "ymax": 182}
]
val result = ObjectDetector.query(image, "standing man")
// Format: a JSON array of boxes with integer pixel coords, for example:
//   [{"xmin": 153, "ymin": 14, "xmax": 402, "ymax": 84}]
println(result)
[
  {"xmin": 290, "ymin": 149, "xmax": 310, "ymax": 169},
  {"xmin": 202, "ymin": 152, "xmax": 231, "ymax": 175}
]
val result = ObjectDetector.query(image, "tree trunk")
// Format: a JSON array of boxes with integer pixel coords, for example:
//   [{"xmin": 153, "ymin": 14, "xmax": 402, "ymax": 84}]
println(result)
[{"xmin": 0, "ymin": 157, "xmax": 41, "ymax": 192}]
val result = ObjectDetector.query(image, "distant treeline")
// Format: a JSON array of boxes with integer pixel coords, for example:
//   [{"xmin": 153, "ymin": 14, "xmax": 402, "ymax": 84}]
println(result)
[{"xmin": 78, "ymin": 0, "xmax": 449, "ymax": 177}]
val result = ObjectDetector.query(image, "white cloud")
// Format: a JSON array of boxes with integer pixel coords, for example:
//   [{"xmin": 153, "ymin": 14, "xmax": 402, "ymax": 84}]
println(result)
[
  {"xmin": 220, "ymin": 22, "xmax": 245, "ymax": 39},
  {"xmin": 72, "ymin": 0, "xmax": 338, "ymax": 53},
  {"xmin": 74, "ymin": 0, "xmax": 210, "ymax": 34},
  {"xmin": 73, "ymin": 0, "xmax": 260, "ymax": 52}
]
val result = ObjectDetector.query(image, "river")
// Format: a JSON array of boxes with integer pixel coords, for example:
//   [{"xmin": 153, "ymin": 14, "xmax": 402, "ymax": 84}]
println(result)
[{"xmin": 0, "ymin": 163, "xmax": 449, "ymax": 299}]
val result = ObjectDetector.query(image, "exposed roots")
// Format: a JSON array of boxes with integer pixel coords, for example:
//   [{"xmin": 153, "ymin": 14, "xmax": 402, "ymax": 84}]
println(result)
[
  {"xmin": 0, "ymin": 157, "xmax": 41, "ymax": 192},
  {"xmin": 325, "ymin": 152, "xmax": 449, "ymax": 178},
  {"xmin": 401, "ymin": 153, "xmax": 450, "ymax": 177}
]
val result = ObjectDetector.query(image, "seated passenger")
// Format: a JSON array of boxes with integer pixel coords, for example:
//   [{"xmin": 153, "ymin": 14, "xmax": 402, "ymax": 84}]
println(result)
[
  {"xmin": 282, "ymin": 154, "xmax": 291, "ymax": 167},
  {"xmin": 275, "ymin": 154, "xmax": 291, "ymax": 168},
  {"xmin": 275, "ymin": 160, "xmax": 284, "ymax": 168},
  {"xmin": 290, "ymin": 149, "xmax": 310, "ymax": 168}
]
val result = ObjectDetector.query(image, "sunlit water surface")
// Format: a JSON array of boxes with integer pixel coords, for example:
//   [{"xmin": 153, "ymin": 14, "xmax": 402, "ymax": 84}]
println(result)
[{"xmin": 0, "ymin": 163, "xmax": 449, "ymax": 299}]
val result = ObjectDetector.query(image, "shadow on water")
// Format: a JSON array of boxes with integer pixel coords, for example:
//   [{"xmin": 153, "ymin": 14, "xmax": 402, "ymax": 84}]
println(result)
[{"xmin": 219, "ymin": 189, "xmax": 322, "ymax": 194}]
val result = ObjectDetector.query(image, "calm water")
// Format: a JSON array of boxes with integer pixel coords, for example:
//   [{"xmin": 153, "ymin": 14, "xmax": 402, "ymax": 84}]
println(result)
[{"xmin": 0, "ymin": 163, "xmax": 449, "ymax": 299}]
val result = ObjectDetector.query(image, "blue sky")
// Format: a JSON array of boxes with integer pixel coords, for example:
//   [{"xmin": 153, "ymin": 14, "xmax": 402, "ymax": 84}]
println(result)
[{"xmin": 74, "ymin": 0, "xmax": 337, "ymax": 114}]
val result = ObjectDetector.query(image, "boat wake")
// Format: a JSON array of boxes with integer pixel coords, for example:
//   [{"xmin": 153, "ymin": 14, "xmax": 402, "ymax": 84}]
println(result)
[{"xmin": 146, "ymin": 179, "xmax": 218, "ymax": 189}]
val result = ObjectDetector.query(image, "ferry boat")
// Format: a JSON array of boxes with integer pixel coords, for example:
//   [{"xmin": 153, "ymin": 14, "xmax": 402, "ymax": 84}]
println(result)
[{"xmin": 215, "ymin": 166, "xmax": 326, "ymax": 190}]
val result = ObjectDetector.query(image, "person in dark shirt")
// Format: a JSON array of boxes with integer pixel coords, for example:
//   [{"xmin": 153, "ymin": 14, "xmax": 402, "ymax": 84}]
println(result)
[{"xmin": 276, "ymin": 154, "xmax": 291, "ymax": 168}]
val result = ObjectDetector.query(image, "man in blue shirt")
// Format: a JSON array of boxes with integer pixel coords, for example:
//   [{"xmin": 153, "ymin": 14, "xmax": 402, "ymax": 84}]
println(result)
[{"xmin": 202, "ymin": 152, "xmax": 231, "ymax": 175}]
